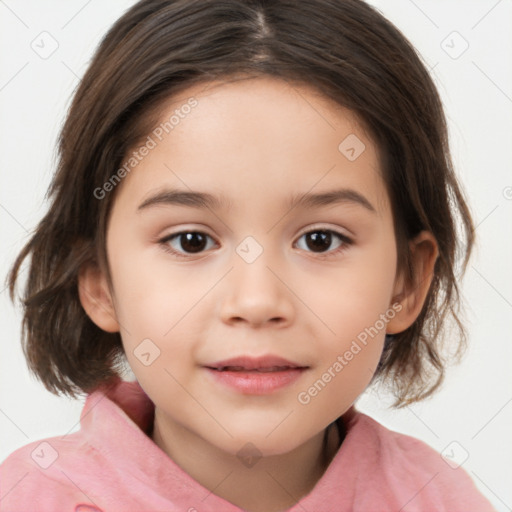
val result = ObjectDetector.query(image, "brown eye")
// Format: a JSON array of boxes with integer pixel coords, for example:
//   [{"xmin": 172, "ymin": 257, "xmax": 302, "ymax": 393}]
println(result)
[
  {"xmin": 295, "ymin": 229, "xmax": 352, "ymax": 255},
  {"xmin": 304, "ymin": 231, "xmax": 332, "ymax": 252},
  {"xmin": 178, "ymin": 232, "xmax": 207, "ymax": 253},
  {"xmin": 161, "ymin": 231, "xmax": 216, "ymax": 256}
]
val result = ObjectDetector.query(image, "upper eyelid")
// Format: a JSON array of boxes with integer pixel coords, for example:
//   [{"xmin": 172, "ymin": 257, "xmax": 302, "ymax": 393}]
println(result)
[
  {"xmin": 162, "ymin": 224, "xmax": 350, "ymax": 238},
  {"xmin": 161, "ymin": 226, "xmax": 352, "ymax": 246},
  {"xmin": 295, "ymin": 223, "xmax": 352, "ymax": 238}
]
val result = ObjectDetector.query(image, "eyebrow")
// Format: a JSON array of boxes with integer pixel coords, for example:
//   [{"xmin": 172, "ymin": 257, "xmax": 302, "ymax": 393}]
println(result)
[
  {"xmin": 289, "ymin": 188, "xmax": 376, "ymax": 214},
  {"xmin": 137, "ymin": 188, "xmax": 376, "ymax": 214}
]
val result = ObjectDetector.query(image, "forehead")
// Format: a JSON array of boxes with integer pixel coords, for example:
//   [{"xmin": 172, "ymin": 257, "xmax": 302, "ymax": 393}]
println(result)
[
  {"xmin": 113, "ymin": 76, "xmax": 390, "ymax": 217},
  {"xmin": 160, "ymin": 75, "xmax": 369, "ymax": 147}
]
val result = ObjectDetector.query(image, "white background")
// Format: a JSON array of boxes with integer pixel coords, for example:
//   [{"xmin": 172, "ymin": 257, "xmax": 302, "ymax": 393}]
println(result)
[{"xmin": 1, "ymin": 1, "xmax": 511, "ymax": 510}]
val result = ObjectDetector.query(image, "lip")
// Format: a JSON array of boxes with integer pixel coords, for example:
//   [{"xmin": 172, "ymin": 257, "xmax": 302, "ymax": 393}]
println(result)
[
  {"xmin": 203, "ymin": 355, "xmax": 309, "ymax": 395},
  {"xmin": 205, "ymin": 355, "xmax": 306, "ymax": 371}
]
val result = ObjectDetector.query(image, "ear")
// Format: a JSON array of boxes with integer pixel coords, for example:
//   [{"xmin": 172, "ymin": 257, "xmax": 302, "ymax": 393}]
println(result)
[
  {"xmin": 78, "ymin": 261, "xmax": 120, "ymax": 333},
  {"xmin": 386, "ymin": 231, "xmax": 439, "ymax": 335}
]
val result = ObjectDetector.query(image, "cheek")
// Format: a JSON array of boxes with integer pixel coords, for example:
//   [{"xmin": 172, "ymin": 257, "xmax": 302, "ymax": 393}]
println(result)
[
  {"xmin": 295, "ymin": 265, "xmax": 395, "ymax": 420},
  {"xmin": 293, "ymin": 237, "xmax": 396, "ymax": 411},
  {"xmin": 107, "ymin": 239, "xmax": 215, "ymax": 372},
  {"xmin": 108, "ymin": 237, "xmax": 191, "ymax": 333},
  {"xmin": 295, "ymin": 341, "xmax": 383, "ymax": 429},
  {"xmin": 299, "ymin": 248, "xmax": 396, "ymax": 346}
]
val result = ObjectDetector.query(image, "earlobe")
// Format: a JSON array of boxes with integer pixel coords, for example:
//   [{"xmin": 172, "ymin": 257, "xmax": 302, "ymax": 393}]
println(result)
[
  {"xmin": 386, "ymin": 231, "xmax": 439, "ymax": 335},
  {"xmin": 77, "ymin": 262, "xmax": 120, "ymax": 333}
]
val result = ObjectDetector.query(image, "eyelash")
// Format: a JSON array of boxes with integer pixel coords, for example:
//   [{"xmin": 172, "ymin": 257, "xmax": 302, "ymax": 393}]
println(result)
[{"xmin": 158, "ymin": 228, "xmax": 353, "ymax": 259}]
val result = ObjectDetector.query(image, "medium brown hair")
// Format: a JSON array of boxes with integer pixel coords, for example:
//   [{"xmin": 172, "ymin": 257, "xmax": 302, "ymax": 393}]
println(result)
[{"xmin": 7, "ymin": 0, "xmax": 474, "ymax": 405}]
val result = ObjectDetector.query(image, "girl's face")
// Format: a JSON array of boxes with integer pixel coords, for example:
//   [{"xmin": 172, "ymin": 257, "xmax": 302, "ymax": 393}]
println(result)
[{"xmin": 101, "ymin": 77, "xmax": 403, "ymax": 455}]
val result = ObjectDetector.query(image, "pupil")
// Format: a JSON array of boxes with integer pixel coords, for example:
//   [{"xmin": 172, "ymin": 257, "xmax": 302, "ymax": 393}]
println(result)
[
  {"xmin": 306, "ymin": 231, "xmax": 331, "ymax": 252},
  {"xmin": 181, "ymin": 233, "xmax": 206, "ymax": 253}
]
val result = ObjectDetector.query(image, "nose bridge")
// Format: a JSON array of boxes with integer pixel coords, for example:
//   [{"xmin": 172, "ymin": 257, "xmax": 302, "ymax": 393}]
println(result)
[
  {"xmin": 233, "ymin": 234, "xmax": 281, "ymax": 299},
  {"xmin": 219, "ymin": 235, "xmax": 294, "ymax": 326}
]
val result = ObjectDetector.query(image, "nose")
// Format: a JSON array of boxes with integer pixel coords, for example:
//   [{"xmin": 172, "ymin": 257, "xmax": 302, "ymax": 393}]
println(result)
[{"xmin": 219, "ymin": 248, "xmax": 295, "ymax": 328}]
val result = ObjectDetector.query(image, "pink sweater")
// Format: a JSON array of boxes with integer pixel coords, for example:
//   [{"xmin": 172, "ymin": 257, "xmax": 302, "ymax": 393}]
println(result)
[{"xmin": 0, "ymin": 378, "xmax": 495, "ymax": 511}]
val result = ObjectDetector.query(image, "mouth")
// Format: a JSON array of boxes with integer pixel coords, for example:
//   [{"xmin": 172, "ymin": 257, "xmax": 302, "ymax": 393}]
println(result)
[
  {"xmin": 204, "ymin": 354, "xmax": 309, "ymax": 372},
  {"xmin": 208, "ymin": 366, "xmax": 301, "ymax": 372},
  {"xmin": 203, "ymin": 355, "xmax": 309, "ymax": 394}
]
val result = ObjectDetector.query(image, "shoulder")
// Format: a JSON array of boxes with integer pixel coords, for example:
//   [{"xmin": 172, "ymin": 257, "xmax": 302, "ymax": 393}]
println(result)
[
  {"xmin": 344, "ymin": 411, "xmax": 496, "ymax": 511},
  {"xmin": 0, "ymin": 379, "xmax": 155, "ymax": 511},
  {"xmin": 0, "ymin": 434, "xmax": 102, "ymax": 511}
]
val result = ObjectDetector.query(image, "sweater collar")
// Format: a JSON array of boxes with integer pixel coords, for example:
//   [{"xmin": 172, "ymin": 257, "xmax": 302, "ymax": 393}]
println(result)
[{"xmin": 80, "ymin": 376, "xmax": 360, "ymax": 510}]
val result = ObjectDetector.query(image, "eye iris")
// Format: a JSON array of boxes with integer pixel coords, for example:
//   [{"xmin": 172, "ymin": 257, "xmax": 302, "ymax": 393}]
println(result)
[
  {"xmin": 306, "ymin": 231, "xmax": 331, "ymax": 252},
  {"xmin": 180, "ymin": 233, "xmax": 207, "ymax": 253}
]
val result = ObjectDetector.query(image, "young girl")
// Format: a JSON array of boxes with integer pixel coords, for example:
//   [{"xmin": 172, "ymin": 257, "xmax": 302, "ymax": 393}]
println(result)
[{"xmin": 0, "ymin": 0, "xmax": 497, "ymax": 510}]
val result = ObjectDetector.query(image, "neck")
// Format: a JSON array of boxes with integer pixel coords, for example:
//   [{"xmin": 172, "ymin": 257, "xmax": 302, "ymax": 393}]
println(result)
[{"xmin": 152, "ymin": 412, "xmax": 342, "ymax": 512}]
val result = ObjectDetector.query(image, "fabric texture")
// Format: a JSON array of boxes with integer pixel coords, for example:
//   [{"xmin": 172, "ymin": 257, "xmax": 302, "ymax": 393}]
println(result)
[{"xmin": 0, "ymin": 377, "xmax": 496, "ymax": 511}]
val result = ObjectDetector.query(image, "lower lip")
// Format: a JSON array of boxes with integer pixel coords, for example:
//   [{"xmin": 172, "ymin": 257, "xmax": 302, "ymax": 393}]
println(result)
[{"xmin": 204, "ymin": 367, "xmax": 306, "ymax": 394}]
